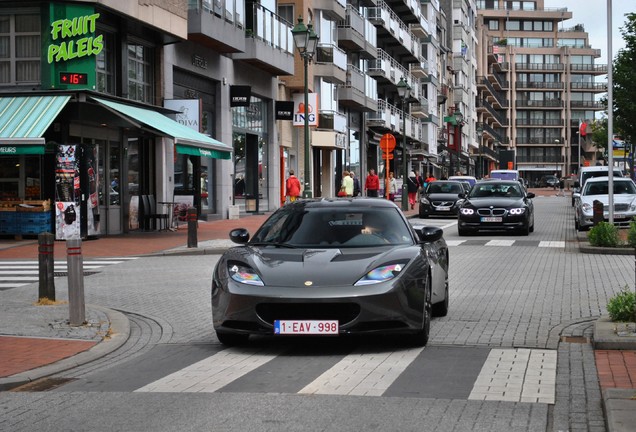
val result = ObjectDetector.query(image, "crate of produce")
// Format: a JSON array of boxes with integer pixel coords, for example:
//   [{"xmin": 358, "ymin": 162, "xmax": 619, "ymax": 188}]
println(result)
[
  {"xmin": 0, "ymin": 201, "xmax": 20, "ymax": 211},
  {"xmin": 19, "ymin": 221, "xmax": 52, "ymax": 235},
  {"xmin": 0, "ymin": 222, "xmax": 19, "ymax": 234},
  {"xmin": 0, "ymin": 211, "xmax": 17, "ymax": 224}
]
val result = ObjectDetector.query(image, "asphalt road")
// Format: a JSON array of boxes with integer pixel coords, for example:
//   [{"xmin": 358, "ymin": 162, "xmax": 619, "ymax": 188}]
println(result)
[{"xmin": 1, "ymin": 195, "xmax": 630, "ymax": 432}]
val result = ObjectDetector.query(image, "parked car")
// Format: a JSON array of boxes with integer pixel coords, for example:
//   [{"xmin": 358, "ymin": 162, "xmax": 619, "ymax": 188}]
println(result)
[
  {"xmin": 418, "ymin": 180, "xmax": 466, "ymax": 218},
  {"xmin": 448, "ymin": 175, "xmax": 477, "ymax": 187},
  {"xmin": 538, "ymin": 175, "xmax": 558, "ymax": 188},
  {"xmin": 573, "ymin": 176, "xmax": 636, "ymax": 231},
  {"xmin": 211, "ymin": 198, "xmax": 450, "ymax": 347},
  {"xmin": 457, "ymin": 180, "xmax": 535, "ymax": 236},
  {"xmin": 572, "ymin": 166, "xmax": 624, "ymax": 206}
]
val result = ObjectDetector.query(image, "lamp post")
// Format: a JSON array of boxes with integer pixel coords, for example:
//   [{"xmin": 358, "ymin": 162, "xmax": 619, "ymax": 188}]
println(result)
[
  {"xmin": 476, "ymin": 123, "xmax": 484, "ymax": 178},
  {"xmin": 291, "ymin": 17, "xmax": 319, "ymax": 198},
  {"xmin": 396, "ymin": 77, "xmax": 411, "ymax": 211},
  {"xmin": 453, "ymin": 106, "xmax": 464, "ymax": 175}
]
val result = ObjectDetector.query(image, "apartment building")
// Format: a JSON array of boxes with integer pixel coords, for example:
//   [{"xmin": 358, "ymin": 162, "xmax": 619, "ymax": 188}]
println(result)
[{"xmin": 476, "ymin": 0, "xmax": 606, "ymax": 184}]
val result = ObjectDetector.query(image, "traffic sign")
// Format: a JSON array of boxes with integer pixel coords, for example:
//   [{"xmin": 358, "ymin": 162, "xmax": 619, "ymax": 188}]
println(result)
[{"xmin": 380, "ymin": 133, "xmax": 396, "ymax": 152}]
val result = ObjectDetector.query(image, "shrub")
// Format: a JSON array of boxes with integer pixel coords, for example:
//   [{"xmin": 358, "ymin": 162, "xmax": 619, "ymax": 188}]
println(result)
[
  {"xmin": 588, "ymin": 222, "xmax": 620, "ymax": 247},
  {"xmin": 606, "ymin": 288, "xmax": 636, "ymax": 322},
  {"xmin": 628, "ymin": 217, "xmax": 636, "ymax": 247}
]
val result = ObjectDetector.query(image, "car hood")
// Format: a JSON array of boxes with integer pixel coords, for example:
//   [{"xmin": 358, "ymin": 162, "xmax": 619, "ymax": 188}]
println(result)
[
  {"xmin": 464, "ymin": 197, "xmax": 528, "ymax": 207},
  {"xmin": 581, "ymin": 195, "xmax": 636, "ymax": 206},
  {"xmin": 424, "ymin": 193, "xmax": 462, "ymax": 200},
  {"xmin": 223, "ymin": 245, "xmax": 421, "ymax": 287}
]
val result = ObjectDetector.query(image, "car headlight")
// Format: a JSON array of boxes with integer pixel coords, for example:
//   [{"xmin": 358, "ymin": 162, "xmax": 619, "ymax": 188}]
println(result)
[
  {"xmin": 630, "ymin": 200, "xmax": 636, "ymax": 211},
  {"xmin": 460, "ymin": 208, "xmax": 474, "ymax": 215},
  {"xmin": 228, "ymin": 263, "xmax": 264, "ymax": 286},
  {"xmin": 420, "ymin": 197, "xmax": 430, "ymax": 205},
  {"xmin": 581, "ymin": 203, "xmax": 592, "ymax": 212},
  {"xmin": 354, "ymin": 263, "xmax": 405, "ymax": 286},
  {"xmin": 508, "ymin": 208, "xmax": 526, "ymax": 215}
]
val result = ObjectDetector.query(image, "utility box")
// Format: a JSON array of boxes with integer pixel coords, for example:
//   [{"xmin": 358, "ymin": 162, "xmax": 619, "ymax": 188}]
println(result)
[{"xmin": 228, "ymin": 205, "xmax": 239, "ymax": 220}]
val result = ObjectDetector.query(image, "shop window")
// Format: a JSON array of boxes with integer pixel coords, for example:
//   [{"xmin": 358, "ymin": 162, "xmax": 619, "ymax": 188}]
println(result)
[
  {"xmin": 96, "ymin": 31, "xmax": 114, "ymax": 94},
  {"xmin": 0, "ymin": 157, "xmax": 19, "ymax": 200},
  {"xmin": 0, "ymin": 13, "xmax": 40, "ymax": 85},
  {"xmin": 127, "ymin": 43, "xmax": 154, "ymax": 103}
]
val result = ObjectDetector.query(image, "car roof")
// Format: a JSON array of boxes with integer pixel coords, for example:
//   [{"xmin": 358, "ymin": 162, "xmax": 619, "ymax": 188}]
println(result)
[
  {"xmin": 580, "ymin": 166, "xmax": 621, "ymax": 172},
  {"xmin": 585, "ymin": 176, "xmax": 631, "ymax": 183},
  {"xmin": 290, "ymin": 197, "xmax": 401, "ymax": 209}
]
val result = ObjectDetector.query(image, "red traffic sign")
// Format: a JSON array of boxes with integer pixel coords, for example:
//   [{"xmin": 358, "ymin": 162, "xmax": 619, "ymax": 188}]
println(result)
[{"xmin": 380, "ymin": 133, "xmax": 396, "ymax": 153}]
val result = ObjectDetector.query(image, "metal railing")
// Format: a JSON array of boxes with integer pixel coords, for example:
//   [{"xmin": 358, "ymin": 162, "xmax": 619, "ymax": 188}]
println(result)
[{"xmin": 245, "ymin": 2, "xmax": 293, "ymax": 54}]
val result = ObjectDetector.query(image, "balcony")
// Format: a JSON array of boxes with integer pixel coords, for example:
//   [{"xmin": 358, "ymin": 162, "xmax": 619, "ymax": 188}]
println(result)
[
  {"xmin": 515, "ymin": 63, "xmax": 564, "ymax": 71},
  {"xmin": 570, "ymin": 82, "xmax": 607, "ymax": 92},
  {"xmin": 516, "ymin": 118, "xmax": 564, "ymax": 127},
  {"xmin": 410, "ymin": 100, "xmax": 429, "ymax": 118},
  {"xmin": 570, "ymin": 100, "xmax": 604, "ymax": 109},
  {"xmin": 515, "ymin": 99, "xmax": 564, "ymax": 109},
  {"xmin": 338, "ymin": 64, "xmax": 378, "ymax": 112},
  {"xmin": 516, "ymin": 137, "xmax": 563, "ymax": 145},
  {"xmin": 314, "ymin": 44, "xmax": 348, "ymax": 84},
  {"xmin": 231, "ymin": 2, "xmax": 294, "ymax": 75},
  {"xmin": 337, "ymin": 5, "xmax": 377, "ymax": 59},
  {"xmin": 570, "ymin": 64, "xmax": 608, "ymax": 74},
  {"xmin": 313, "ymin": 0, "xmax": 346, "ymax": 20},
  {"xmin": 488, "ymin": 72, "xmax": 508, "ymax": 90},
  {"xmin": 188, "ymin": 0, "xmax": 246, "ymax": 53},
  {"xmin": 366, "ymin": 0, "xmax": 421, "ymax": 63},
  {"xmin": 476, "ymin": 99, "xmax": 507, "ymax": 126},
  {"xmin": 409, "ymin": 61, "xmax": 429, "ymax": 79},
  {"xmin": 516, "ymin": 81, "xmax": 565, "ymax": 90},
  {"xmin": 478, "ymin": 77, "xmax": 508, "ymax": 108}
]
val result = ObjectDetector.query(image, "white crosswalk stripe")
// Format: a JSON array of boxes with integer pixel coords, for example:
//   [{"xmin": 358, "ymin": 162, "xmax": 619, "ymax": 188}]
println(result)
[
  {"xmin": 538, "ymin": 241, "xmax": 565, "ymax": 248},
  {"xmin": 0, "ymin": 258, "xmax": 138, "ymax": 290}
]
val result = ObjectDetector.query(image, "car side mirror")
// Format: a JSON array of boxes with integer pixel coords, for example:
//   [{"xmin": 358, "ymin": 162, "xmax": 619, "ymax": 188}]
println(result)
[
  {"xmin": 413, "ymin": 225, "xmax": 443, "ymax": 243},
  {"xmin": 526, "ymin": 192, "xmax": 535, "ymax": 199},
  {"xmin": 573, "ymin": 192, "xmax": 580, "ymax": 199},
  {"xmin": 229, "ymin": 228, "xmax": 250, "ymax": 244},
  {"xmin": 458, "ymin": 192, "xmax": 466, "ymax": 199}
]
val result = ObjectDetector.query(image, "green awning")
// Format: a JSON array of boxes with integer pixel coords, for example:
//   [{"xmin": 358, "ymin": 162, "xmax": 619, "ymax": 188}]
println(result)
[
  {"xmin": 0, "ymin": 95, "xmax": 71, "ymax": 150},
  {"xmin": 175, "ymin": 144, "xmax": 230, "ymax": 159},
  {"xmin": 92, "ymin": 97, "xmax": 232, "ymax": 159}
]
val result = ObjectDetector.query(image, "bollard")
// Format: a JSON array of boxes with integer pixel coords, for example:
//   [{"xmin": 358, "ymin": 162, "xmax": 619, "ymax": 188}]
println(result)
[
  {"xmin": 38, "ymin": 232, "xmax": 55, "ymax": 301},
  {"xmin": 66, "ymin": 238, "xmax": 86, "ymax": 326},
  {"xmin": 187, "ymin": 207, "xmax": 198, "ymax": 248},
  {"xmin": 592, "ymin": 200, "xmax": 604, "ymax": 226}
]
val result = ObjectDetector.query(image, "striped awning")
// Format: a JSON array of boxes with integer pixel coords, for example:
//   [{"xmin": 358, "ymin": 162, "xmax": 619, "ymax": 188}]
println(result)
[{"xmin": 0, "ymin": 95, "xmax": 71, "ymax": 152}]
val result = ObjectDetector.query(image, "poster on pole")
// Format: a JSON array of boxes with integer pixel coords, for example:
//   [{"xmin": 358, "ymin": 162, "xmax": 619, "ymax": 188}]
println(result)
[{"xmin": 55, "ymin": 144, "xmax": 81, "ymax": 240}]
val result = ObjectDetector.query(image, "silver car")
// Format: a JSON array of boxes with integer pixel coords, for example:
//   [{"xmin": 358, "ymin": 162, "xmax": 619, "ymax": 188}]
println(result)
[{"xmin": 573, "ymin": 176, "xmax": 636, "ymax": 231}]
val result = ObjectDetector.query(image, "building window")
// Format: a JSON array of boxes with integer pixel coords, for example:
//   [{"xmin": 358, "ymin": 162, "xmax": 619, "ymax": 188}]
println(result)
[
  {"xmin": 0, "ymin": 13, "xmax": 40, "ymax": 85},
  {"xmin": 96, "ymin": 32, "xmax": 114, "ymax": 94},
  {"xmin": 127, "ymin": 43, "xmax": 154, "ymax": 103},
  {"xmin": 277, "ymin": 4, "xmax": 294, "ymax": 25},
  {"xmin": 488, "ymin": 20, "xmax": 499, "ymax": 30}
]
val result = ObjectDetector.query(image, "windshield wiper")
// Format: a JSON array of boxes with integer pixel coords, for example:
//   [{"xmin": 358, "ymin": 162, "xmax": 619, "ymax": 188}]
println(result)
[{"xmin": 248, "ymin": 241, "xmax": 299, "ymax": 249}]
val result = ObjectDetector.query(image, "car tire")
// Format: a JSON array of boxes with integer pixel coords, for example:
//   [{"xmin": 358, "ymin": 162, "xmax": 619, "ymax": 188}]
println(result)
[
  {"xmin": 419, "ymin": 212, "xmax": 428, "ymax": 219},
  {"xmin": 575, "ymin": 218, "xmax": 580, "ymax": 231},
  {"xmin": 216, "ymin": 331, "xmax": 249, "ymax": 346},
  {"xmin": 433, "ymin": 281, "xmax": 449, "ymax": 317},
  {"xmin": 458, "ymin": 225, "xmax": 470, "ymax": 236},
  {"xmin": 406, "ymin": 279, "xmax": 431, "ymax": 347},
  {"xmin": 519, "ymin": 223, "xmax": 530, "ymax": 236}
]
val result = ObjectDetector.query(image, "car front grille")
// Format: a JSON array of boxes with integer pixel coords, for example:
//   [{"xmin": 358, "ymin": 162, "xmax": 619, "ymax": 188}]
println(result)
[
  {"xmin": 477, "ymin": 208, "xmax": 507, "ymax": 216},
  {"xmin": 256, "ymin": 303, "xmax": 361, "ymax": 326},
  {"xmin": 432, "ymin": 201, "xmax": 455, "ymax": 207}
]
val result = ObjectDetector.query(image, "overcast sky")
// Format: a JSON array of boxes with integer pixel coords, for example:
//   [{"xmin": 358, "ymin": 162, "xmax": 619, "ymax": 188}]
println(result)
[{"xmin": 544, "ymin": 0, "xmax": 633, "ymax": 64}]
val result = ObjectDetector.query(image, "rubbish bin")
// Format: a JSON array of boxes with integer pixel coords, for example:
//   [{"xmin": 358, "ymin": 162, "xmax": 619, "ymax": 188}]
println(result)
[
  {"xmin": 245, "ymin": 195, "xmax": 256, "ymax": 212},
  {"xmin": 592, "ymin": 200, "xmax": 604, "ymax": 226}
]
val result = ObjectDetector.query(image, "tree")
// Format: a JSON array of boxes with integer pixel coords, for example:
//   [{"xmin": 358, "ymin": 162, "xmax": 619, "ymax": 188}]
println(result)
[{"xmin": 613, "ymin": 13, "xmax": 636, "ymax": 144}]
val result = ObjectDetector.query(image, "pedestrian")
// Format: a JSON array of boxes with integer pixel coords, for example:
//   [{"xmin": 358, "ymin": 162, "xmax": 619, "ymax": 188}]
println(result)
[
  {"xmin": 387, "ymin": 172, "xmax": 397, "ymax": 201},
  {"xmin": 351, "ymin": 171, "xmax": 361, "ymax": 197},
  {"xmin": 425, "ymin": 173, "xmax": 436, "ymax": 185},
  {"xmin": 365, "ymin": 168, "xmax": 380, "ymax": 197},
  {"xmin": 407, "ymin": 171, "xmax": 419, "ymax": 209},
  {"xmin": 285, "ymin": 169, "xmax": 301, "ymax": 202},
  {"xmin": 558, "ymin": 177, "xmax": 565, "ymax": 197},
  {"xmin": 341, "ymin": 170, "xmax": 354, "ymax": 197}
]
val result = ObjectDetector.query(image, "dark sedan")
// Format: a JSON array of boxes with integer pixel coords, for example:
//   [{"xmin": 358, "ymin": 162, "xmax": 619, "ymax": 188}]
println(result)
[
  {"xmin": 418, "ymin": 180, "xmax": 466, "ymax": 218},
  {"xmin": 457, "ymin": 180, "xmax": 535, "ymax": 235},
  {"xmin": 211, "ymin": 198, "xmax": 449, "ymax": 347}
]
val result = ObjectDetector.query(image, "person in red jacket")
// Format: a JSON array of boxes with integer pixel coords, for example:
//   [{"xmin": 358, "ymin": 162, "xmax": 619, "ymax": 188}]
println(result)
[
  {"xmin": 365, "ymin": 168, "xmax": 380, "ymax": 197},
  {"xmin": 285, "ymin": 170, "xmax": 301, "ymax": 202}
]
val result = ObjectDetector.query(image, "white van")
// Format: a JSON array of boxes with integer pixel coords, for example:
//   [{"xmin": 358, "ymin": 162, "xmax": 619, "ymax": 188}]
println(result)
[
  {"xmin": 573, "ymin": 166, "xmax": 624, "ymax": 206},
  {"xmin": 448, "ymin": 175, "xmax": 477, "ymax": 187},
  {"xmin": 490, "ymin": 170, "xmax": 519, "ymax": 181}
]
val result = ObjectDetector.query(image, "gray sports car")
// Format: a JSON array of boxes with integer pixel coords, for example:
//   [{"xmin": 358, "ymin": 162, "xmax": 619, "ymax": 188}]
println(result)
[{"xmin": 211, "ymin": 198, "xmax": 449, "ymax": 346}]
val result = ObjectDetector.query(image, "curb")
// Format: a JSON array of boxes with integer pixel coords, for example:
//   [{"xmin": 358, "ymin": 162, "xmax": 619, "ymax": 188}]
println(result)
[
  {"xmin": 0, "ymin": 305, "xmax": 130, "ymax": 391},
  {"xmin": 603, "ymin": 388, "xmax": 636, "ymax": 432}
]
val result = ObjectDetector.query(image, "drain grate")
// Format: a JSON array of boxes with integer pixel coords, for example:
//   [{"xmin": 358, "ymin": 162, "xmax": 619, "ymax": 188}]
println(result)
[
  {"xmin": 11, "ymin": 377, "xmax": 76, "ymax": 392},
  {"xmin": 53, "ymin": 271, "xmax": 99, "ymax": 277},
  {"xmin": 561, "ymin": 336, "xmax": 590, "ymax": 344}
]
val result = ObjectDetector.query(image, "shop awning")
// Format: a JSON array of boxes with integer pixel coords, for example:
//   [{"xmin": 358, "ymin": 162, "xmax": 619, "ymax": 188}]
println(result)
[
  {"xmin": 0, "ymin": 95, "xmax": 71, "ymax": 153},
  {"xmin": 92, "ymin": 97, "xmax": 232, "ymax": 160}
]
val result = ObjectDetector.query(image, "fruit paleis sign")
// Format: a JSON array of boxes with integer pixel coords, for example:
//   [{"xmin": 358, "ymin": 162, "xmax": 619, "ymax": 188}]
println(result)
[{"xmin": 47, "ymin": 13, "xmax": 103, "ymax": 64}]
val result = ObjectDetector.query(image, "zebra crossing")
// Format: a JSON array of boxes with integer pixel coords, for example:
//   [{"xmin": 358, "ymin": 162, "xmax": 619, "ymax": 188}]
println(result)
[
  {"xmin": 446, "ymin": 239, "xmax": 565, "ymax": 248},
  {"xmin": 133, "ymin": 345, "xmax": 557, "ymax": 404},
  {"xmin": 0, "ymin": 258, "xmax": 138, "ymax": 290}
]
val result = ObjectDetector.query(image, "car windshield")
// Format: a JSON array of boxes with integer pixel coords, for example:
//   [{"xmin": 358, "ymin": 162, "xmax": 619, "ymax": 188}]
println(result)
[
  {"xmin": 469, "ymin": 183, "xmax": 523, "ymax": 198},
  {"xmin": 583, "ymin": 181, "xmax": 636, "ymax": 196},
  {"xmin": 250, "ymin": 206, "xmax": 414, "ymax": 248},
  {"xmin": 427, "ymin": 183, "xmax": 463, "ymax": 194}
]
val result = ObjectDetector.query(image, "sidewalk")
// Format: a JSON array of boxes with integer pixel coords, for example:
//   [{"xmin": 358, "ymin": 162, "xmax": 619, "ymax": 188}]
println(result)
[{"xmin": 1, "ymin": 195, "xmax": 634, "ymax": 432}]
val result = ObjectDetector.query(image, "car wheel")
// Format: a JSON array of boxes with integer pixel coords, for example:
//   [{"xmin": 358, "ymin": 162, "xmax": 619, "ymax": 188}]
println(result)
[
  {"xmin": 419, "ymin": 212, "xmax": 428, "ymax": 219},
  {"xmin": 458, "ymin": 225, "xmax": 470, "ymax": 236},
  {"xmin": 433, "ymin": 281, "xmax": 449, "ymax": 317},
  {"xmin": 216, "ymin": 331, "xmax": 249, "ymax": 346},
  {"xmin": 519, "ymin": 222, "xmax": 530, "ymax": 236},
  {"xmin": 575, "ymin": 218, "xmax": 580, "ymax": 231},
  {"xmin": 406, "ymin": 279, "xmax": 431, "ymax": 347}
]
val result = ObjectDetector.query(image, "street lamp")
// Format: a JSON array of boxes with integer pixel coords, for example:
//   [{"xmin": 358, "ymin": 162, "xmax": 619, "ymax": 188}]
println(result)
[
  {"xmin": 554, "ymin": 139, "xmax": 562, "ymax": 176},
  {"xmin": 396, "ymin": 77, "xmax": 411, "ymax": 211},
  {"xmin": 292, "ymin": 16, "xmax": 319, "ymax": 198},
  {"xmin": 453, "ymin": 106, "xmax": 464, "ymax": 175}
]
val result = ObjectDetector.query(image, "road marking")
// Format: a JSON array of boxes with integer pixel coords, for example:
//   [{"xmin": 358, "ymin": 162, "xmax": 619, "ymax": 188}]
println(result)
[
  {"xmin": 485, "ymin": 240, "xmax": 516, "ymax": 247},
  {"xmin": 538, "ymin": 241, "xmax": 565, "ymax": 248},
  {"xmin": 468, "ymin": 348, "xmax": 556, "ymax": 404},
  {"xmin": 134, "ymin": 347, "xmax": 282, "ymax": 393},
  {"xmin": 298, "ymin": 346, "xmax": 424, "ymax": 396}
]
